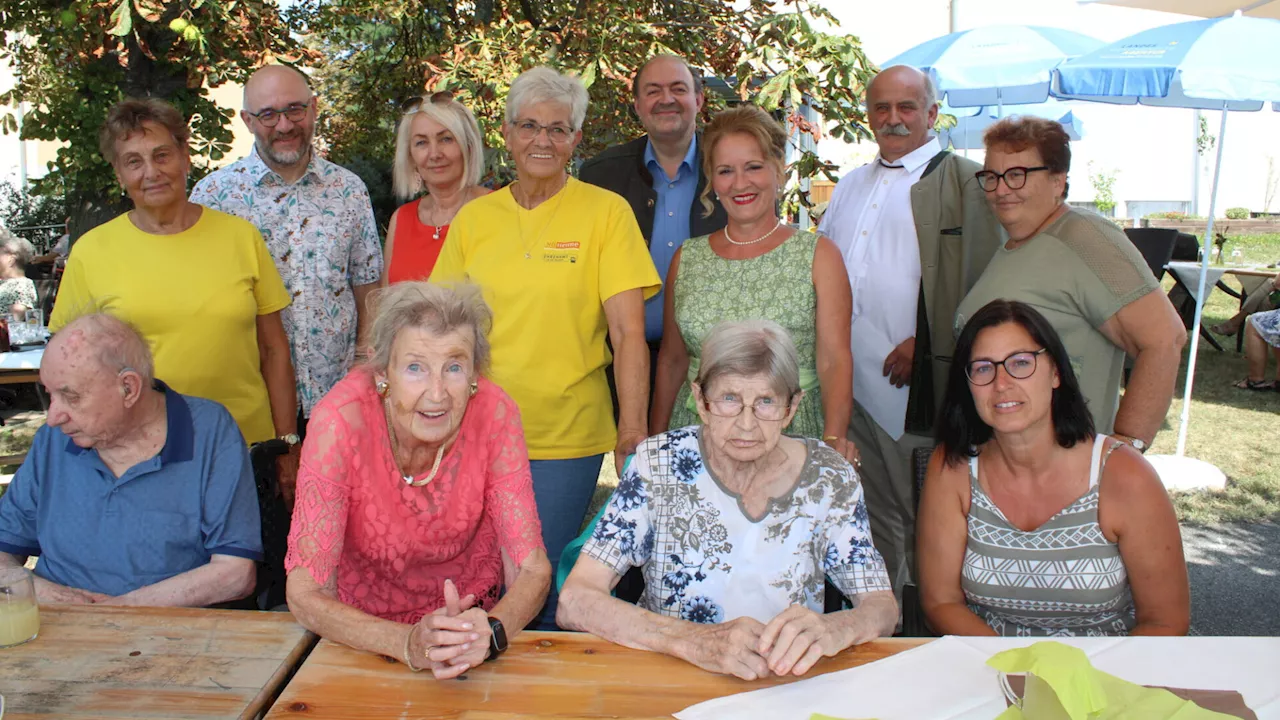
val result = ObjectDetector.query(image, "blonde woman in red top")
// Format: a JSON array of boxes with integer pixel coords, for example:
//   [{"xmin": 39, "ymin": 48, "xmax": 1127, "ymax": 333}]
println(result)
[
  {"xmin": 381, "ymin": 94, "xmax": 490, "ymax": 285},
  {"xmin": 285, "ymin": 282, "xmax": 550, "ymax": 679}
]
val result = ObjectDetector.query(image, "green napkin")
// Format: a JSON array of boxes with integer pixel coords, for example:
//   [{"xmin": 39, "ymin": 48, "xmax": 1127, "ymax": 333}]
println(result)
[{"xmin": 988, "ymin": 641, "xmax": 1242, "ymax": 720}]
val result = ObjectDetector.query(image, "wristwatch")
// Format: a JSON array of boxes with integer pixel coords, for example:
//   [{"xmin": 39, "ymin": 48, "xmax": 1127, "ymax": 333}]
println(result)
[
  {"xmin": 1117, "ymin": 434, "xmax": 1147, "ymax": 453},
  {"xmin": 486, "ymin": 617, "xmax": 508, "ymax": 661},
  {"xmin": 278, "ymin": 433, "xmax": 301, "ymax": 447}
]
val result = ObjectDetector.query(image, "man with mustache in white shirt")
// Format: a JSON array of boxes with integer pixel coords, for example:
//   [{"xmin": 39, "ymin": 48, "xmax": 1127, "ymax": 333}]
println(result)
[{"xmin": 817, "ymin": 65, "xmax": 1003, "ymax": 617}]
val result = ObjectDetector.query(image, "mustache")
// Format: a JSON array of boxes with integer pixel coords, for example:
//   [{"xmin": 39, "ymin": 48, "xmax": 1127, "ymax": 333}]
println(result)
[
  {"xmin": 652, "ymin": 102, "xmax": 684, "ymax": 114},
  {"xmin": 877, "ymin": 123, "xmax": 912, "ymax": 137}
]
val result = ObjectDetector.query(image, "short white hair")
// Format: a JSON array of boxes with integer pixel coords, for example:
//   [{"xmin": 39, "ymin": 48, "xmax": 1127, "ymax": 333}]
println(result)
[
  {"xmin": 696, "ymin": 319, "xmax": 801, "ymax": 399},
  {"xmin": 393, "ymin": 97, "xmax": 486, "ymax": 200},
  {"xmin": 505, "ymin": 66, "xmax": 588, "ymax": 131}
]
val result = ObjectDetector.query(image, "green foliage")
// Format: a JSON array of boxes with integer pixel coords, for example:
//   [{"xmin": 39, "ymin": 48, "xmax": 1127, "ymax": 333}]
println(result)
[
  {"xmin": 288, "ymin": 0, "xmax": 877, "ymax": 218},
  {"xmin": 1088, "ymin": 163, "xmax": 1117, "ymax": 215},
  {"xmin": 0, "ymin": 0, "xmax": 303, "ymax": 214},
  {"xmin": 1146, "ymin": 211, "xmax": 1204, "ymax": 220},
  {"xmin": 0, "ymin": 182, "xmax": 66, "ymax": 251},
  {"xmin": 1225, "ymin": 207, "xmax": 1251, "ymax": 220}
]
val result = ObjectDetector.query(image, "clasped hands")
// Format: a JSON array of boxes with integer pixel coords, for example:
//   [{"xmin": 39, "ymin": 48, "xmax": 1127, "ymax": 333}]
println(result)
[
  {"xmin": 685, "ymin": 605, "xmax": 860, "ymax": 681},
  {"xmin": 405, "ymin": 579, "xmax": 492, "ymax": 680}
]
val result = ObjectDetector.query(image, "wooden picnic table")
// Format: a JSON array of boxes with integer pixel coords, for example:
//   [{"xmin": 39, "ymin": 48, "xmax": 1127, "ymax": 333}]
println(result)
[
  {"xmin": 263, "ymin": 632, "xmax": 929, "ymax": 719},
  {"xmin": 0, "ymin": 604, "xmax": 316, "ymax": 719}
]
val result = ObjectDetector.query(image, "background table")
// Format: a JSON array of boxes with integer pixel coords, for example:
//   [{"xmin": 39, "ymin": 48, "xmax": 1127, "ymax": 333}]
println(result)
[
  {"xmin": 0, "ymin": 346, "xmax": 42, "ymax": 386},
  {"xmin": 0, "ymin": 604, "xmax": 315, "ymax": 719},
  {"xmin": 264, "ymin": 632, "xmax": 928, "ymax": 719}
]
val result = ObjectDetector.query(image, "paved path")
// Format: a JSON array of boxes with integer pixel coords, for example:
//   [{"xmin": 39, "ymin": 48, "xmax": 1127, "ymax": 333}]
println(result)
[{"xmin": 1182, "ymin": 522, "xmax": 1280, "ymax": 636}]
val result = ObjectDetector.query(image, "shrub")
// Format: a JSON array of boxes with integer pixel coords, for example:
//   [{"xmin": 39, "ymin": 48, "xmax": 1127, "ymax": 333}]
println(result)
[
  {"xmin": 1225, "ymin": 207, "xmax": 1251, "ymax": 220},
  {"xmin": 1146, "ymin": 211, "xmax": 1204, "ymax": 220}
]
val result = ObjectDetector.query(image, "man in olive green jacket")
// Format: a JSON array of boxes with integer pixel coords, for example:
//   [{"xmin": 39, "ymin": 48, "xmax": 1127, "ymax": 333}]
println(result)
[{"xmin": 818, "ymin": 65, "xmax": 1003, "ymax": 609}]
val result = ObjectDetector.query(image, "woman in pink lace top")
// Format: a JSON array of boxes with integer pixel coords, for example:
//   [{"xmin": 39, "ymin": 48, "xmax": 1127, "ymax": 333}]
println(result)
[{"xmin": 285, "ymin": 282, "xmax": 550, "ymax": 679}]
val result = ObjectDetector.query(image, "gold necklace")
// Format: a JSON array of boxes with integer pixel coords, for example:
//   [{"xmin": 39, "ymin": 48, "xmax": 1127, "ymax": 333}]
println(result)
[
  {"xmin": 512, "ymin": 178, "xmax": 568, "ymax": 260},
  {"xmin": 383, "ymin": 397, "xmax": 445, "ymax": 487}
]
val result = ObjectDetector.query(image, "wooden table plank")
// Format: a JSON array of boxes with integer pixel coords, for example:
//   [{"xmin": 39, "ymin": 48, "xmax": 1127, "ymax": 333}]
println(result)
[
  {"xmin": 0, "ymin": 604, "xmax": 316, "ymax": 719},
  {"xmin": 264, "ymin": 632, "xmax": 928, "ymax": 719},
  {"xmin": 1225, "ymin": 267, "xmax": 1279, "ymax": 278}
]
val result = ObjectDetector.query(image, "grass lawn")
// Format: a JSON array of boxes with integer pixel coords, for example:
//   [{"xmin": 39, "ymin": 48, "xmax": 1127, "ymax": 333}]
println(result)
[{"xmin": 591, "ymin": 231, "xmax": 1280, "ymax": 527}]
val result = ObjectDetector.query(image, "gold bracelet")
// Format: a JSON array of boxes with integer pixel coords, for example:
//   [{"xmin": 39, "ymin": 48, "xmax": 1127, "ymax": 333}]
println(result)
[
  {"xmin": 403, "ymin": 629, "xmax": 423, "ymax": 673},
  {"xmin": 822, "ymin": 435, "xmax": 840, "ymax": 443}
]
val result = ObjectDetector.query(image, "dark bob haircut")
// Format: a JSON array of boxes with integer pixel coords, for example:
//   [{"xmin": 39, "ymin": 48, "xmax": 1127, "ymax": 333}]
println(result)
[{"xmin": 936, "ymin": 299, "xmax": 1094, "ymax": 466}]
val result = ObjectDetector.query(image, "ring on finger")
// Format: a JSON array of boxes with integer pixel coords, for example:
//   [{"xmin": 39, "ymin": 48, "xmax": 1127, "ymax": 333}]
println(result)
[{"xmin": 423, "ymin": 644, "xmax": 436, "ymax": 661}]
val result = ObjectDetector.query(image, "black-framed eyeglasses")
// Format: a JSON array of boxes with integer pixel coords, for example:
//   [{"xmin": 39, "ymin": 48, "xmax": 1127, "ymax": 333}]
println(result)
[
  {"xmin": 512, "ymin": 120, "xmax": 575, "ymax": 144},
  {"xmin": 246, "ymin": 99, "xmax": 313, "ymax": 128},
  {"xmin": 702, "ymin": 394, "xmax": 794, "ymax": 422},
  {"xmin": 975, "ymin": 166, "xmax": 1049, "ymax": 192},
  {"xmin": 965, "ymin": 349, "xmax": 1047, "ymax": 386}
]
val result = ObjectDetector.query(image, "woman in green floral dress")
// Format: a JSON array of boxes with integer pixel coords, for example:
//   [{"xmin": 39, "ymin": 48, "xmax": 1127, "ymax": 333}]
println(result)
[{"xmin": 650, "ymin": 106, "xmax": 860, "ymax": 467}]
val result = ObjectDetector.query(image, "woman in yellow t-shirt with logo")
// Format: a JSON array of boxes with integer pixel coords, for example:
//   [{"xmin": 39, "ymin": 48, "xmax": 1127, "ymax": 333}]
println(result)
[
  {"xmin": 50, "ymin": 99, "xmax": 299, "ymax": 487},
  {"xmin": 433, "ymin": 66, "xmax": 660, "ymax": 630}
]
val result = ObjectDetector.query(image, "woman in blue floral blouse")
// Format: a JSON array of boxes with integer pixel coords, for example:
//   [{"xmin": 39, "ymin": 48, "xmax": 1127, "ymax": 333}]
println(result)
[{"xmin": 558, "ymin": 320, "xmax": 897, "ymax": 680}]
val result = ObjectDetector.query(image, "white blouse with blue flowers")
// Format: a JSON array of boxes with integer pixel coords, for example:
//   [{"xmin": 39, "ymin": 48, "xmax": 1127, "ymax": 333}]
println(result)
[{"xmin": 582, "ymin": 426, "xmax": 891, "ymax": 624}]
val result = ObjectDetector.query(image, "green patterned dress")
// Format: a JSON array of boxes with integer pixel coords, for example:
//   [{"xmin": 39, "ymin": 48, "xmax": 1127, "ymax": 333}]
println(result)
[{"xmin": 669, "ymin": 229, "xmax": 824, "ymax": 437}]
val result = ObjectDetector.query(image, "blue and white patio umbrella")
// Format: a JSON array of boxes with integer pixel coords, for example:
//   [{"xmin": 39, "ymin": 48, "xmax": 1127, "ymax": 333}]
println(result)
[
  {"xmin": 1054, "ymin": 12, "xmax": 1280, "ymax": 456},
  {"xmin": 939, "ymin": 100, "xmax": 1085, "ymax": 151},
  {"xmin": 883, "ymin": 25, "xmax": 1103, "ymax": 110}
]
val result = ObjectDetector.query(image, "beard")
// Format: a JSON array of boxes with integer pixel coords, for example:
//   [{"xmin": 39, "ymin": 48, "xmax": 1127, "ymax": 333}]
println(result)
[{"xmin": 260, "ymin": 128, "xmax": 313, "ymax": 167}]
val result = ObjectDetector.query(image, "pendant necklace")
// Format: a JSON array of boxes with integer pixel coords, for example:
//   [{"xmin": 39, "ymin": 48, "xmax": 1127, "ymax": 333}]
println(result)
[
  {"xmin": 423, "ymin": 197, "xmax": 464, "ymax": 241},
  {"xmin": 512, "ymin": 178, "xmax": 568, "ymax": 260},
  {"xmin": 384, "ymin": 397, "xmax": 444, "ymax": 487},
  {"xmin": 724, "ymin": 219, "xmax": 781, "ymax": 246}
]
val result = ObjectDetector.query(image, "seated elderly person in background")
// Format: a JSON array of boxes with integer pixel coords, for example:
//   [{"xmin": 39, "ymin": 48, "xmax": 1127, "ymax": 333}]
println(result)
[
  {"xmin": 918, "ymin": 300, "xmax": 1189, "ymax": 637},
  {"xmin": 957, "ymin": 116, "xmax": 1185, "ymax": 455},
  {"xmin": 285, "ymin": 282, "xmax": 550, "ymax": 680},
  {"xmin": 0, "ymin": 229, "xmax": 38, "ymax": 314},
  {"xmin": 558, "ymin": 320, "xmax": 897, "ymax": 681},
  {"xmin": 1234, "ymin": 304, "xmax": 1280, "ymax": 391},
  {"xmin": 0, "ymin": 313, "xmax": 261, "ymax": 606}
]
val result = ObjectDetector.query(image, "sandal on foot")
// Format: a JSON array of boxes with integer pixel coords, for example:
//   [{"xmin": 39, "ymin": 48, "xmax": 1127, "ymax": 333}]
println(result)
[
  {"xmin": 1209, "ymin": 322, "xmax": 1236, "ymax": 336},
  {"xmin": 1233, "ymin": 378, "xmax": 1275, "ymax": 391}
]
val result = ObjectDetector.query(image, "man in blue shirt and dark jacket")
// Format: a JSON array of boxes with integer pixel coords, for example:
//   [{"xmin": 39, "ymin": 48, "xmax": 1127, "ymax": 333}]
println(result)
[{"xmin": 580, "ymin": 54, "xmax": 729, "ymax": 371}]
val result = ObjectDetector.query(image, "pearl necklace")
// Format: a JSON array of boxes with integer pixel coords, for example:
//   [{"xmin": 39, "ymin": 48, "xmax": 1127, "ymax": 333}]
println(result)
[
  {"xmin": 384, "ymin": 397, "xmax": 444, "ymax": 487},
  {"xmin": 724, "ymin": 219, "xmax": 781, "ymax": 246}
]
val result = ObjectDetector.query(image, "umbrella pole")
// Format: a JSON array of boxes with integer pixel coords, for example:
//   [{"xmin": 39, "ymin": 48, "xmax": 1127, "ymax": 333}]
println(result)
[{"xmin": 1175, "ymin": 106, "xmax": 1229, "ymax": 457}]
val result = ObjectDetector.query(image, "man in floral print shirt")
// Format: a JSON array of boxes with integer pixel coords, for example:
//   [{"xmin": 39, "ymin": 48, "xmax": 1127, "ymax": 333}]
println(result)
[{"xmin": 192, "ymin": 65, "xmax": 383, "ymax": 457}]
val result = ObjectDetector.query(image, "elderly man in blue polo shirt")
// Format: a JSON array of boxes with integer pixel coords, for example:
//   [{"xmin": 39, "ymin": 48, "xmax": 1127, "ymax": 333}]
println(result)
[{"xmin": 0, "ymin": 313, "xmax": 261, "ymax": 606}]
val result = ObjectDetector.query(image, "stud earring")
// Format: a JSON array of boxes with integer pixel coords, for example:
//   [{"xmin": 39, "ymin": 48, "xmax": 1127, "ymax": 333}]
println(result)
[
  {"xmin": 469, "ymin": 381, "xmax": 478, "ymax": 396},
  {"xmin": 376, "ymin": 379, "xmax": 390, "ymax": 397}
]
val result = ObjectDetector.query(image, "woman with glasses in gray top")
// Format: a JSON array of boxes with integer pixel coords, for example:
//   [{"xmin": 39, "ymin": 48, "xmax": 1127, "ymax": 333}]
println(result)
[{"xmin": 919, "ymin": 299, "xmax": 1189, "ymax": 637}]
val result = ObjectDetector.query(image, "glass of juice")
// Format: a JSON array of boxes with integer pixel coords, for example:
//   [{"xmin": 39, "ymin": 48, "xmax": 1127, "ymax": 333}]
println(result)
[{"xmin": 0, "ymin": 567, "xmax": 39, "ymax": 648}]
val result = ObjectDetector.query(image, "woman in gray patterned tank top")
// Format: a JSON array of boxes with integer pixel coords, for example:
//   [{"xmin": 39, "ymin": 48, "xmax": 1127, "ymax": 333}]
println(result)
[{"xmin": 917, "ymin": 300, "xmax": 1189, "ymax": 637}]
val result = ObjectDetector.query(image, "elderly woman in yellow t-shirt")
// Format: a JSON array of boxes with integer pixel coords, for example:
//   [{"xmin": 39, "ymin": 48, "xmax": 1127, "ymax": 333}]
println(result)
[
  {"xmin": 50, "ymin": 98, "xmax": 299, "ymax": 489},
  {"xmin": 432, "ymin": 66, "xmax": 660, "ymax": 629}
]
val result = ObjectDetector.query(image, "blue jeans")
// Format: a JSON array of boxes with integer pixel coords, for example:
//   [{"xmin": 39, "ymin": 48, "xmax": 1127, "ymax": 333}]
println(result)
[{"xmin": 529, "ymin": 454, "xmax": 604, "ymax": 630}]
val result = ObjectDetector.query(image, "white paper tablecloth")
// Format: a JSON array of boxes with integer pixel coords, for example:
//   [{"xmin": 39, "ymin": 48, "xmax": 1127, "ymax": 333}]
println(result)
[
  {"xmin": 674, "ymin": 636, "xmax": 1280, "ymax": 720},
  {"xmin": 1166, "ymin": 261, "xmax": 1229, "ymax": 293},
  {"xmin": 0, "ymin": 347, "xmax": 42, "ymax": 371}
]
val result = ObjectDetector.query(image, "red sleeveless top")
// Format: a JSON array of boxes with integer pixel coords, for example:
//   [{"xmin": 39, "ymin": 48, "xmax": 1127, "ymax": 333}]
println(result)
[{"xmin": 386, "ymin": 198, "xmax": 448, "ymax": 284}]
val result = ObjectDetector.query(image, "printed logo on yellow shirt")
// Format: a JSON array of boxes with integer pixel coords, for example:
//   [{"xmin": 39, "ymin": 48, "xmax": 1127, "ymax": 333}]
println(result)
[{"xmin": 542, "ymin": 239, "xmax": 582, "ymax": 264}]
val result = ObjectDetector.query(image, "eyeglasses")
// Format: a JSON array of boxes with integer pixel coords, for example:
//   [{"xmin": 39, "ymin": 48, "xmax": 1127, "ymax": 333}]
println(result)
[
  {"xmin": 975, "ymin": 166, "xmax": 1049, "ymax": 192},
  {"xmin": 512, "ymin": 120, "xmax": 575, "ymax": 144},
  {"xmin": 402, "ymin": 91, "xmax": 456, "ymax": 113},
  {"xmin": 246, "ymin": 99, "xmax": 312, "ymax": 128},
  {"xmin": 965, "ymin": 349, "xmax": 1047, "ymax": 386},
  {"xmin": 702, "ymin": 394, "xmax": 793, "ymax": 422}
]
